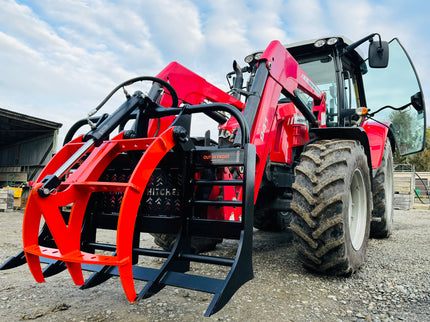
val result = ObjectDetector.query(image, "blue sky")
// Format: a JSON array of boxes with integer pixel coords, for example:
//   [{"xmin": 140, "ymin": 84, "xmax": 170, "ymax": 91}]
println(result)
[{"xmin": 0, "ymin": 0, "xmax": 429, "ymax": 145}]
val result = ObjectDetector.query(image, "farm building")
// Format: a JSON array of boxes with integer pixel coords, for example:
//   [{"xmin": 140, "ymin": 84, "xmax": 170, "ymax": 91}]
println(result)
[{"xmin": 0, "ymin": 107, "xmax": 61, "ymax": 210}]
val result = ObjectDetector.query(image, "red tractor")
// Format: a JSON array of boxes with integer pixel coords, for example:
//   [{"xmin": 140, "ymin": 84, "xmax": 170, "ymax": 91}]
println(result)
[{"xmin": 1, "ymin": 33, "xmax": 426, "ymax": 316}]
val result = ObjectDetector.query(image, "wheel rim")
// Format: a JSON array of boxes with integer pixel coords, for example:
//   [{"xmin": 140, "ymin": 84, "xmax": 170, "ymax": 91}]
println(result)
[{"xmin": 348, "ymin": 169, "xmax": 367, "ymax": 250}]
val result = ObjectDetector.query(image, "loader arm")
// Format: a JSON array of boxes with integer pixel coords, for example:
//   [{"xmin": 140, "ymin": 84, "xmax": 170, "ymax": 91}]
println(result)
[{"xmin": 241, "ymin": 40, "xmax": 325, "ymax": 201}]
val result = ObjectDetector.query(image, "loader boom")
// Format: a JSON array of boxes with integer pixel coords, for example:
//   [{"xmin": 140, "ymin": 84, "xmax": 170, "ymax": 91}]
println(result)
[{"xmin": 240, "ymin": 41, "xmax": 325, "ymax": 200}]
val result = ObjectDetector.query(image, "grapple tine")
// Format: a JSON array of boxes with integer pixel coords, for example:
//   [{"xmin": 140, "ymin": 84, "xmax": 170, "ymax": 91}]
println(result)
[
  {"xmin": 42, "ymin": 260, "xmax": 67, "ymax": 278},
  {"xmin": 204, "ymin": 144, "xmax": 255, "ymax": 316},
  {"xmin": 80, "ymin": 264, "xmax": 115, "ymax": 289},
  {"xmin": 64, "ymin": 262, "xmax": 85, "ymax": 285},
  {"xmin": 118, "ymin": 263, "xmax": 138, "ymax": 302},
  {"xmin": 0, "ymin": 250, "xmax": 26, "ymax": 270},
  {"xmin": 1, "ymin": 223, "xmax": 67, "ymax": 277},
  {"xmin": 136, "ymin": 230, "xmax": 190, "ymax": 301},
  {"xmin": 25, "ymin": 253, "xmax": 45, "ymax": 283}
]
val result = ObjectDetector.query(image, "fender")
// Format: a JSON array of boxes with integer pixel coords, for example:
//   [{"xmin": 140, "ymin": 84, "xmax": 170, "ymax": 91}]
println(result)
[
  {"xmin": 310, "ymin": 127, "xmax": 372, "ymax": 170},
  {"xmin": 311, "ymin": 123, "xmax": 392, "ymax": 171},
  {"xmin": 361, "ymin": 121, "xmax": 392, "ymax": 169}
]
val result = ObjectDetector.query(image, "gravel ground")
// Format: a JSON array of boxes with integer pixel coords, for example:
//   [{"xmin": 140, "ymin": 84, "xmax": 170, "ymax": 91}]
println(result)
[{"xmin": 1, "ymin": 209, "xmax": 429, "ymax": 321}]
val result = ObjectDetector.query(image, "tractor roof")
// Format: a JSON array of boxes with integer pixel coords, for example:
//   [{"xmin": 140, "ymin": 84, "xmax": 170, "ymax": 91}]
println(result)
[
  {"xmin": 245, "ymin": 36, "xmax": 366, "ymax": 65},
  {"xmin": 284, "ymin": 36, "xmax": 353, "ymax": 49},
  {"xmin": 285, "ymin": 36, "xmax": 365, "ymax": 60}
]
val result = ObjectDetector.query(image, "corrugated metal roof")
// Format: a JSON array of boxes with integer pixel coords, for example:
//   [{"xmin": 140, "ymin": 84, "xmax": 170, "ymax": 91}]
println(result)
[{"xmin": 0, "ymin": 107, "xmax": 62, "ymax": 148}]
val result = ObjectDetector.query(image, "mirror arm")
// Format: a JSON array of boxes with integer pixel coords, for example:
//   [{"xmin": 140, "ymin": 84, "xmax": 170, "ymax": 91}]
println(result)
[
  {"xmin": 371, "ymin": 33, "xmax": 383, "ymax": 47},
  {"xmin": 368, "ymin": 102, "xmax": 411, "ymax": 117},
  {"xmin": 369, "ymin": 33, "xmax": 385, "ymax": 56},
  {"xmin": 343, "ymin": 33, "xmax": 379, "ymax": 55}
]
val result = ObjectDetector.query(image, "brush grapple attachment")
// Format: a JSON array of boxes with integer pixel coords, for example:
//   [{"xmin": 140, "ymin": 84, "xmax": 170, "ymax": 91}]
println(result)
[{"xmin": 1, "ymin": 63, "xmax": 255, "ymax": 316}]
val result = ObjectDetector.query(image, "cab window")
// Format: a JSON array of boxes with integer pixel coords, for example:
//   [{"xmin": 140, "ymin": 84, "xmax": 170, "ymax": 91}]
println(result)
[{"xmin": 297, "ymin": 54, "xmax": 338, "ymax": 126}]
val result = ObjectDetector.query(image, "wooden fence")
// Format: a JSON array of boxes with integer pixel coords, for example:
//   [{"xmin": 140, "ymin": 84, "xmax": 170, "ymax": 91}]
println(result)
[{"xmin": 393, "ymin": 165, "xmax": 430, "ymax": 210}]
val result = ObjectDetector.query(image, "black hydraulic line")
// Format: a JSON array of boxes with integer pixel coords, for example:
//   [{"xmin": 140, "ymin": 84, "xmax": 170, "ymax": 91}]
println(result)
[
  {"xmin": 150, "ymin": 103, "xmax": 250, "ymax": 145},
  {"xmin": 63, "ymin": 116, "xmax": 100, "ymax": 145},
  {"xmin": 89, "ymin": 76, "xmax": 179, "ymax": 118},
  {"xmin": 414, "ymin": 189, "xmax": 425, "ymax": 204},
  {"xmin": 37, "ymin": 92, "xmax": 148, "ymax": 197},
  {"xmin": 291, "ymin": 89, "xmax": 318, "ymax": 127},
  {"xmin": 204, "ymin": 111, "xmax": 228, "ymax": 124},
  {"xmin": 84, "ymin": 93, "xmax": 148, "ymax": 144},
  {"xmin": 39, "ymin": 97, "xmax": 247, "ymax": 197}
]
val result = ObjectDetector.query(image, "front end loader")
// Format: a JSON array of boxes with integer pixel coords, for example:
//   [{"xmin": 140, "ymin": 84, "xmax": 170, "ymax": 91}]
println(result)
[{"xmin": 1, "ymin": 34, "xmax": 426, "ymax": 316}]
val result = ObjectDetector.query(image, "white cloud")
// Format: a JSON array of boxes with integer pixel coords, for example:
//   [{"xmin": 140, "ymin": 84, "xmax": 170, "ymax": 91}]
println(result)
[
  {"xmin": 0, "ymin": 0, "xmax": 428, "ymax": 141},
  {"xmin": 246, "ymin": 0, "xmax": 290, "ymax": 48},
  {"xmin": 26, "ymin": 0, "xmax": 166, "ymax": 74},
  {"xmin": 284, "ymin": 0, "xmax": 330, "ymax": 40},
  {"xmin": 132, "ymin": 0, "xmax": 204, "ymax": 59},
  {"xmin": 204, "ymin": 0, "xmax": 251, "ymax": 56},
  {"xmin": 0, "ymin": 1, "xmax": 64, "ymax": 51}
]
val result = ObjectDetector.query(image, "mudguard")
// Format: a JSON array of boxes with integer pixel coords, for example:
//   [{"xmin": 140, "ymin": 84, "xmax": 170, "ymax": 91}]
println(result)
[
  {"xmin": 311, "ymin": 122, "xmax": 392, "ymax": 171},
  {"xmin": 361, "ymin": 120, "xmax": 392, "ymax": 169}
]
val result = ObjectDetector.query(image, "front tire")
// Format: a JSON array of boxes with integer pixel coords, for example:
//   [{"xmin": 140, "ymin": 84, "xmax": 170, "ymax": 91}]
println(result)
[{"xmin": 290, "ymin": 140, "xmax": 372, "ymax": 275}]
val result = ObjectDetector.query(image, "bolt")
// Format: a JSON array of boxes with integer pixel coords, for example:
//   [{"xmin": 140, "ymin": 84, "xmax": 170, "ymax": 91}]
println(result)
[{"xmin": 173, "ymin": 126, "xmax": 188, "ymax": 143}]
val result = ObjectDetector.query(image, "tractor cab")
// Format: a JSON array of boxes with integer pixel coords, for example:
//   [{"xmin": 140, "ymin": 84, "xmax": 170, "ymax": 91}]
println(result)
[{"xmin": 240, "ymin": 34, "xmax": 426, "ymax": 156}]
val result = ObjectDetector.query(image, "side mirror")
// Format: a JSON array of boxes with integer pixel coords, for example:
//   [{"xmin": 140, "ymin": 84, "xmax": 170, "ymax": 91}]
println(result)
[
  {"xmin": 411, "ymin": 91, "xmax": 424, "ymax": 112},
  {"xmin": 368, "ymin": 40, "xmax": 389, "ymax": 68}
]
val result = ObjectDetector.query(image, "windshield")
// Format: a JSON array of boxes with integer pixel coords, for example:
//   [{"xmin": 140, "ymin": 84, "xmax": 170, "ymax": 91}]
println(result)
[
  {"xmin": 297, "ymin": 54, "xmax": 338, "ymax": 126},
  {"xmin": 363, "ymin": 39, "xmax": 426, "ymax": 155}
]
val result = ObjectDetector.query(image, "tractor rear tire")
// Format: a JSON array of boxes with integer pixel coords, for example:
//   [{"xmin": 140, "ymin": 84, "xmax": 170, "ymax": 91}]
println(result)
[
  {"xmin": 290, "ymin": 140, "xmax": 372, "ymax": 275},
  {"xmin": 370, "ymin": 140, "xmax": 394, "ymax": 238}
]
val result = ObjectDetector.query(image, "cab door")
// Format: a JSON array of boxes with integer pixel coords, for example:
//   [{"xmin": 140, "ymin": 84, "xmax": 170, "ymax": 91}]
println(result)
[{"xmin": 362, "ymin": 38, "xmax": 426, "ymax": 155}]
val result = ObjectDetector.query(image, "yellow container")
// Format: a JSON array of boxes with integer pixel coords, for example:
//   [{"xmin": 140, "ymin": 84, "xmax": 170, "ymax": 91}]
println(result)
[{"xmin": 3, "ymin": 187, "xmax": 22, "ymax": 198}]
